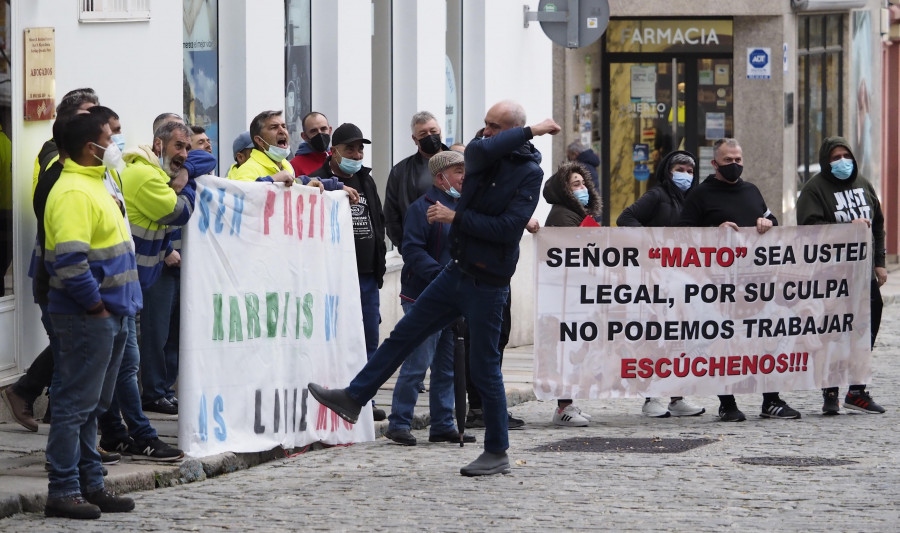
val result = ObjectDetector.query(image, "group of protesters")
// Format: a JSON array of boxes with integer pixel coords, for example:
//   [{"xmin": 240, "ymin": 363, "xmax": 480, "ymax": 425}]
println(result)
[{"xmin": 0, "ymin": 87, "xmax": 888, "ymax": 516}]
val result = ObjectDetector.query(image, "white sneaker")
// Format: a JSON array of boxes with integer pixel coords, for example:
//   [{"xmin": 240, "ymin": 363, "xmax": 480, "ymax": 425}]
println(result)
[
  {"xmin": 552, "ymin": 404, "xmax": 589, "ymax": 427},
  {"xmin": 570, "ymin": 405, "xmax": 591, "ymax": 421},
  {"xmin": 642, "ymin": 398, "xmax": 671, "ymax": 418},
  {"xmin": 668, "ymin": 398, "xmax": 705, "ymax": 417}
]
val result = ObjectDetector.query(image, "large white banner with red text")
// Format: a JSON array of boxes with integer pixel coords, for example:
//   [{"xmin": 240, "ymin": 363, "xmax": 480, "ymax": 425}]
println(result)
[
  {"xmin": 178, "ymin": 175, "xmax": 373, "ymax": 457},
  {"xmin": 533, "ymin": 225, "xmax": 872, "ymax": 399}
]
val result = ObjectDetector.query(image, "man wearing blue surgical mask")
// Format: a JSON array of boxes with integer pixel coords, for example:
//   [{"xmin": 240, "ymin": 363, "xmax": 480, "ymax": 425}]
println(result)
[
  {"xmin": 308, "ymin": 122, "xmax": 388, "ymax": 422},
  {"xmin": 797, "ymin": 136, "xmax": 887, "ymax": 416}
]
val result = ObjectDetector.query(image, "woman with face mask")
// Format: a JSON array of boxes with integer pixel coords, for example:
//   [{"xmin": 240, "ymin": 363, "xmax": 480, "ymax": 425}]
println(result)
[
  {"xmin": 617, "ymin": 150, "xmax": 707, "ymax": 419},
  {"xmin": 540, "ymin": 162, "xmax": 602, "ymax": 426}
]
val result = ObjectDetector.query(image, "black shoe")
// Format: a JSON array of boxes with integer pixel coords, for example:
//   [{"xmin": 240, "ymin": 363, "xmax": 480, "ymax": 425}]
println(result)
[
  {"xmin": 129, "ymin": 437, "xmax": 184, "ymax": 462},
  {"xmin": 822, "ymin": 388, "xmax": 841, "ymax": 415},
  {"xmin": 98, "ymin": 446, "xmax": 121, "ymax": 465},
  {"xmin": 167, "ymin": 396, "xmax": 178, "ymax": 407},
  {"xmin": 844, "ymin": 390, "xmax": 885, "ymax": 414},
  {"xmin": 372, "ymin": 405, "xmax": 386, "ymax": 422},
  {"xmin": 143, "ymin": 397, "xmax": 178, "ymax": 415},
  {"xmin": 83, "ymin": 488, "xmax": 134, "ymax": 513},
  {"xmin": 718, "ymin": 403, "xmax": 746, "ymax": 422},
  {"xmin": 44, "ymin": 495, "xmax": 101, "ymax": 519},
  {"xmin": 508, "ymin": 412, "xmax": 525, "ymax": 429},
  {"xmin": 460, "ymin": 451, "xmax": 510, "ymax": 476},
  {"xmin": 99, "ymin": 436, "xmax": 135, "ymax": 455},
  {"xmin": 384, "ymin": 428, "xmax": 416, "ymax": 446},
  {"xmin": 307, "ymin": 383, "xmax": 362, "ymax": 424},
  {"xmin": 429, "ymin": 430, "xmax": 476, "ymax": 444},
  {"xmin": 465, "ymin": 409, "xmax": 485, "ymax": 429},
  {"xmin": 760, "ymin": 398, "xmax": 801, "ymax": 419}
]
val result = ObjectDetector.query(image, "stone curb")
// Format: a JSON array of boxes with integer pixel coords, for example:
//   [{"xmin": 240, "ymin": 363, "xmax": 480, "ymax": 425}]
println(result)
[{"xmin": 0, "ymin": 387, "xmax": 535, "ymax": 518}]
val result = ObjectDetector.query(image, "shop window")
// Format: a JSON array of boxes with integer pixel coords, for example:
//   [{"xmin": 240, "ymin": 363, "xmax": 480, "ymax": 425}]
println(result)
[
  {"xmin": 797, "ymin": 14, "xmax": 843, "ymax": 185},
  {"xmin": 183, "ymin": 0, "xmax": 219, "ymax": 170},
  {"xmin": 285, "ymin": 0, "xmax": 311, "ymax": 156}
]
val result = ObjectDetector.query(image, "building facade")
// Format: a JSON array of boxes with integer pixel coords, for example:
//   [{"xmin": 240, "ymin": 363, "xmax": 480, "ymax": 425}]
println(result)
[
  {"xmin": 0, "ymin": 0, "xmax": 553, "ymax": 383},
  {"xmin": 553, "ymin": 0, "xmax": 887, "ymax": 232}
]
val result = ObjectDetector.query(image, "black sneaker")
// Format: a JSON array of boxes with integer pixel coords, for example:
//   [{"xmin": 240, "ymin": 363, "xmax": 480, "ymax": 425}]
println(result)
[
  {"xmin": 428, "ymin": 430, "xmax": 476, "ymax": 444},
  {"xmin": 143, "ymin": 397, "xmax": 178, "ymax": 415},
  {"xmin": 83, "ymin": 488, "xmax": 134, "ymax": 513},
  {"xmin": 718, "ymin": 403, "xmax": 746, "ymax": 422},
  {"xmin": 44, "ymin": 495, "xmax": 101, "ymax": 519},
  {"xmin": 99, "ymin": 436, "xmax": 135, "ymax": 455},
  {"xmin": 822, "ymin": 389, "xmax": 841, "ymax": 415},
  {"xmin": 760, "ymin": 399, "xmax": 801, "ymax": 419},
  {"xmin": 98, "ymin": 446, "xmax": 121, "ymax": 465},
  {"xmin": 465, "ymin": 409, "xmax": 485, "ymax": 429},
  {"xmin": 508, "ymin": 412, "xmax": 525, "ymax": 429},
  {"xmin": 384, "ymin": 428, "xmax": 416, "ymax": 446},
  {"xmin": 130, "ymin": 438, "xmax": 184, "ymax": 462},
  {"xmin": 372, "ymin": 404, "xmax": 386, "ymax": 422},
  {"xmin": 844, "ymin": 391, "xmax": 885, "ymax": 414}
]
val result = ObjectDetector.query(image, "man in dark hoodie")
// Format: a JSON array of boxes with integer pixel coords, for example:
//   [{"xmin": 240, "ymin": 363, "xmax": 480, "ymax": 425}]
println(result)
[
  {"xmin": 796, "ymin": 136, "xmax": 886, "ymax": 415},
  {"xmin": 678, "ymin": 138, "xmax": 801, "ymax": 422},
  {"xmin": 566, "ymin": 140, "xmax": 600, "ymax": 190},
  {"xmin": 309, "ymin": 101, "xmax": 560, "ymax": 476}
]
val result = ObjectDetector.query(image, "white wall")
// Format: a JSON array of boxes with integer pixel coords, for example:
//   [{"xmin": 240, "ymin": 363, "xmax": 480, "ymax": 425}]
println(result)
[{"xmin": 4, "ymin": 3, "xmax": 183, "ymax": 379}]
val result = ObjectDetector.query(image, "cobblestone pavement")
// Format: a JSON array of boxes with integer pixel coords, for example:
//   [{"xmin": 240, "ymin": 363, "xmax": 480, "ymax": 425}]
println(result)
[{"xmin": 4, "ymin": 310, "xmax": 900, "ymax": 531}]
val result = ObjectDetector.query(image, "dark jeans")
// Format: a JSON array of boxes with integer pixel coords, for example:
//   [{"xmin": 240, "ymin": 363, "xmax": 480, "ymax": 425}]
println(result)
[
  {"xmin": 358, "ymin": 273, "xmax": 381, "ymax": 360},
  {"xmin": 46, "ymin": 313, "xmax": 126, "ymax": 499},
  {"xmin": 466, "ymin": 291, "xmax": 511, "ymax": 411},
  {"xmin": 139, "ymin": 268, "xmax": 178, "ymax": 404},
  {"xmin": 346, "ymin": 264, "xmax": 510, "ymax": 453},
  {"xmin": 825, "ymin": 278, "xmax": 883, "ymax": 394},
  {"xmin": 98, "ymin": 316, "xmax": 157, "ymax": 443}
]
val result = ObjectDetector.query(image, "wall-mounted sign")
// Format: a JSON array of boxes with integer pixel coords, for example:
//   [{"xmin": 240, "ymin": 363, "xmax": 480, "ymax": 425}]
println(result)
[
  {"xmin": 24, "ymin": 27, "xmax": 55, "ymax": 121},
  {"xmin": 607, "ymin": 19, "xmax": 733, "ymax": 54},
  {"xmin": 747, "ymin": 47, "xmax": 772, "ymax": 80}
]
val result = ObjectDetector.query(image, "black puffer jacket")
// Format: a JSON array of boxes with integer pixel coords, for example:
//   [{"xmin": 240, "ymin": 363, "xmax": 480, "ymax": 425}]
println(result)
[
  {"xmin": 616, "ymin": 150, "xmax": 697, "ymax": 227},
  {"xmin": 542, "ymin": 162, "xmax": 602, "ymax": 228}
]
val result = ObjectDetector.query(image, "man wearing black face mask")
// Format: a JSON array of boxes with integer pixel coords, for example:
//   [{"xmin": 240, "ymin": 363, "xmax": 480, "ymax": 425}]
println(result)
[
  {"xmin": 290, "ymin": 111, "xmax": 333, "ymax": 177},
  {"xmin": 383, "ymin": 111, "xmax": 448, "ymax": 252},
  {"xmin": 678, "ymin": 138, "xmax": 801, "ymax": 423}
]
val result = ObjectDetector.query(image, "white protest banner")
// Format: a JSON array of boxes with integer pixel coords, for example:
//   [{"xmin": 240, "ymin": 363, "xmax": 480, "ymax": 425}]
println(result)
[
  {"xmin": 178, "ymin": 175, "xmax": 374, "ymax": 457},
  {"xmin": 534, "ymin": 225, "xmax": 872, "ymax": 399}
]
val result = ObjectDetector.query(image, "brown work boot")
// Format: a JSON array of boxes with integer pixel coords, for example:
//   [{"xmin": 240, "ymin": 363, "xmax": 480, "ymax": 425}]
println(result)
[{"xmin": 1, "ymin": 387, "xmax": 38, "ymax": 432}]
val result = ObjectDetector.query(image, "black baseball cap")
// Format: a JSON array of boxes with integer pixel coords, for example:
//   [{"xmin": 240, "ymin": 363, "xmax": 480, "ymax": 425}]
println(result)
[{"xmin": 331, "ymin": 123, "xmax": 371, "ymax": 146}]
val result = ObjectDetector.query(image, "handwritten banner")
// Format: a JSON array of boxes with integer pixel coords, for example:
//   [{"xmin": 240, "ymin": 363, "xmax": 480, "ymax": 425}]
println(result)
[
  {"xmin": 533, "ymin": 225, "xmax": 872, "ymax": 399},
  {"xmin": 178, "ymin": 175, "xmax": 374, "ymax": 457}
]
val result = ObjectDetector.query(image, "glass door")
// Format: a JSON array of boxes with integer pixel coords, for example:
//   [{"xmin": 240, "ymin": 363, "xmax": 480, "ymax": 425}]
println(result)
[{"xmin": 607, "ymin": 60, "xmax": 684, "ymax": 225}]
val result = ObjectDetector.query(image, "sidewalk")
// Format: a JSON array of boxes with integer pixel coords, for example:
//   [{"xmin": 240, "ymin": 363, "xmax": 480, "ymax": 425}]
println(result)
[{"xmin": 1, "ymin": 267, "xmax": 897, "ymax": 518}]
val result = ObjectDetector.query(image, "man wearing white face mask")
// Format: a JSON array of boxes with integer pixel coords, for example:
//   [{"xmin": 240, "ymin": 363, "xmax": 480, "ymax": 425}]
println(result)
[
  {"xmin": 797, "ymin": 136, "xmax": 887, "ymax": 415},
  {"xmin": 308, "ymin": 122, "xmax": 388, "ymax": 422}
]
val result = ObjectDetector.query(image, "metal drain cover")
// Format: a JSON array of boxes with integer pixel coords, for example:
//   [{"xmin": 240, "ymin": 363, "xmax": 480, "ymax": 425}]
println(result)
[
  {"xmin": 532, "ymin": 437, "xmax": 716, "ymax": 454},
  {"xmin": 734, "ymin": 456, "xmax": 858, "ymax": 467}
]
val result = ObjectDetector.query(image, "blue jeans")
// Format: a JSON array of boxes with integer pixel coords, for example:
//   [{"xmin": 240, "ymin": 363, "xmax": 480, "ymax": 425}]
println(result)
[
  {"xmin": 347, "ymin": 264, "xmax": 509, "ymax": 453},
  {"xmin": 140, "ymin": 268, "xmax": 178, "ymax": 404},
  {"xmin": 387, "ymin": 301, "xmax": 455, "ymax": 433},
  {"xmin": 46, "ymin": 313, "xmax": 127, "ymax": 499},
  {"xmin": 358, "ymin": 273, "xmax": 381, "ymax": 359},
  {"xmin": 98, "ymin": 316, "xmax": 157, "ymax": 443}
]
